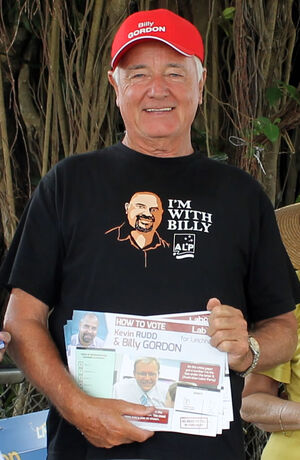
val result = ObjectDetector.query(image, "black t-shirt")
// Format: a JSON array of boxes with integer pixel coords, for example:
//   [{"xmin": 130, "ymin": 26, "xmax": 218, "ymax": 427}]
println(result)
[{"xmin": 1, "ymin": 142, "xmax": 299, "ymax": 460}]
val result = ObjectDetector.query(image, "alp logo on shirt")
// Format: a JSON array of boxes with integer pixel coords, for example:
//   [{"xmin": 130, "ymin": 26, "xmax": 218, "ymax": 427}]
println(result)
[
  {"xmin": 173, "ymin": 233, "xmax": 195, "ymax": 259},
  {"xmin": 167, "ymin": 199, "xmax": 213, "ymax": 260}
]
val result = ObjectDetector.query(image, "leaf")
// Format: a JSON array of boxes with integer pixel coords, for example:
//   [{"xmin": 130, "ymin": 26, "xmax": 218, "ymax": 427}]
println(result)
[
  {"xmin": 255, "ymin": 116, "xmax": 268, "ymax": 130},
  {"xmin": 277, "ymin": 81, "xmax": 300, "ymax": 104},
  {"xmin": 256, "ymin": 117, "xmax": 280, "ymax": 143},
  {"xmin": 222, "ymin": 7, "xmax": 235, "ymax": 20},
  {"xmin": 286, "ymin": 84, "xmax": 297, "ymax": 98},
  {"xmin": 286, "ymin": 84, "xmax": 300, "ymax": 103},
  {"xmin": 263, "ymin": 123, "xmax": 280, "ymax": 143},
  {"xmin": 266, "ymin": 87, "xmax": 282, "ymax": 107}
]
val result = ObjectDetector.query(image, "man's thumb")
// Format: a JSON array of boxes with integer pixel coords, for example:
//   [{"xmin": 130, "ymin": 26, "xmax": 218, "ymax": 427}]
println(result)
[{"xmin": 206, "ymin": 297, "xmax": 221, "ymax": 311}]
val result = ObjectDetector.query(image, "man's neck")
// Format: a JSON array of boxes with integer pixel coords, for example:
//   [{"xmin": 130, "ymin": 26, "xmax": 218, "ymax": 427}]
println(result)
[
  {"xmin": 122, "ymin": 134, "xmax": 194, "ymax": 158},
  {"xmin": 131, "ymin": 231, "xmax": 153, "ymax": 249}
]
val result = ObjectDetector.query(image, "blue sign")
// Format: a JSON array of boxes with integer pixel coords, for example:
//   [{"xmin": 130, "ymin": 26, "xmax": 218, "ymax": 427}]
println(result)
[{"xmin": 0, "ymin": 410, "xmax": 48, "ymax": 459}]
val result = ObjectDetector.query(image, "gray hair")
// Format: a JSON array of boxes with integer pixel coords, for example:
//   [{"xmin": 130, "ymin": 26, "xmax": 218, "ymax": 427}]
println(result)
[
  {"xmin": 193, "ymin": 55, "xmax": 204, "ymax": 82},
  {"xmin": 112, "ymin": 54, "xmax": 204, "ymax": 85},
  {"xmin": 133, "ymin": 357, "xmax": 160, "ymax": 373}
]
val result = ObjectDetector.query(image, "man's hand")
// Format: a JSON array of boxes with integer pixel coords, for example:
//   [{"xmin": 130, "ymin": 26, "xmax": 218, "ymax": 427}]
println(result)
[
  {"xmin": 4, "ymin": 288, "xmax": 155, "ymax": 450},
  {"xmin": 206, "ymin": 298, "xmax": 251, "ymax": 372},
  {"xmin": 71, "ymin": 396, "xmax": 155, "ymax": 448},
  {"xmin": 0, "ymin": 331, "xmax": 11, "ymax": 361}
]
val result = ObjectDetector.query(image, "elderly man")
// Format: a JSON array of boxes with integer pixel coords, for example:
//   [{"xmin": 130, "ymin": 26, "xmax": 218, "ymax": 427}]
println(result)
[
  {"xmin": 113, "ymin": 357, "xmax": 166, "ymax": 408},
  {"xmin": 0, "ymin": 8, "xmax": 299, "ymax": 460}
]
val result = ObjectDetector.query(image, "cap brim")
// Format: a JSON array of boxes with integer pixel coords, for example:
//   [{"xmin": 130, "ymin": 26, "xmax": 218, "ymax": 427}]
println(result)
[{"xmin": 111, "ymin": 36, "xmax": 193, "ymax": 69}]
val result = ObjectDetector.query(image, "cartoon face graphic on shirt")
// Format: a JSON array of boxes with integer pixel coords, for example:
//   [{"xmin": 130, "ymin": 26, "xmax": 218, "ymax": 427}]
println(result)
[
  {"xmin": 105, "ymin": 191, "xmax": 169, "ymax": 265},
  {"xmin": 125, "ymin": 192, "xmax": 163, "ymax": 237}
]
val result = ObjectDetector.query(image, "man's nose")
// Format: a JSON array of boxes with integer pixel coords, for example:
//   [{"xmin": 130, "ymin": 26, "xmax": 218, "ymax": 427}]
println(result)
[
  {"xmin": 147, "ymin": 75, "xmax": 169, "ymax": 98},
  {"xmin": 143, "ymin": 373, "xmax": 153, "ymax": 378},
  {"xmin": 143, "ymin": 208, "xmax": 152, "ymax": 217}
]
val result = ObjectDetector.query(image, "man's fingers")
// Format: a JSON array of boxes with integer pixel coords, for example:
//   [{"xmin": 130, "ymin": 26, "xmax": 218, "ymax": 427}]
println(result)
[
  {"xmin": 0, "ymin": 331, "xmax": 11, "ymax": 345},
  {"xmin": 210, "ymin": 332, "xmax": 248, "ymax": 351},
  {"xmin": 77, "ymin": 398, "xmax": 155, "ymax": 449},
  {"xmin": 206, "ymin": 297, "xmax": 221, "ymax": 311},
  {"xmin": 118, "ymin": 399, "xmax": 155, "ymax": 416}
]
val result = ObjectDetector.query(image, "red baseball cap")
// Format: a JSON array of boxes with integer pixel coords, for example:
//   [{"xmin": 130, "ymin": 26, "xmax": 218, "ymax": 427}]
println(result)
[{"xmin": 111, "ymin": 9, "xmax": 204, "ymax": 69}]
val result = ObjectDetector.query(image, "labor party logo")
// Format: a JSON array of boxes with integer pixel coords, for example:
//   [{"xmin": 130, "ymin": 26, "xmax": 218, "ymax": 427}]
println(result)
[{"xmin": 173, "ymin": 234, "xmax": 196, "ymax": 259}]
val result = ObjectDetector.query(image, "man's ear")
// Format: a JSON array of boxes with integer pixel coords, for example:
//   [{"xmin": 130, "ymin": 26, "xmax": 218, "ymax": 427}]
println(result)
[
  {"xmin": 198, "ymin": 68, "xmax": 207, "ymax": 105},
  {"xmin": 108, "ymin": 70, "xmax": 120, "ymax": 107},
  {"xmin": 125, "ymin": 202, "xmax": 129, "ymax": 214}
]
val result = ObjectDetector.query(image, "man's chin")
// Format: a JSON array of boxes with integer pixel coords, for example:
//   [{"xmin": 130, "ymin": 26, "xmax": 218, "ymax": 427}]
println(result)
[
  {"xmin": 141, "ymin": 386, "xmax": 154, "ymax": 392},
  {"xmin": 135, "ymin": 225, "xmax": 153, "ymax": 233},
  {"xmin": 81, "ymin": 336, "xmax": 93, "ymax": 345}
]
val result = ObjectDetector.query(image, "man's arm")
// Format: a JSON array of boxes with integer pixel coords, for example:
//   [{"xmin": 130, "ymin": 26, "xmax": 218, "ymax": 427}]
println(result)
[
  {"xmin": 241, "ymin": 373, "xmax": 300, "ymax": 432},
  {"xmin": 4, "ymin": 288, "xmax": 155, "ymax": 448},
  {"xmin": 207, "ymin": 298, "xmax": 297, "ymax": 373},
  {"xmin": 0, "ymin": 330, "xmax": 11, "ymax": 361}
]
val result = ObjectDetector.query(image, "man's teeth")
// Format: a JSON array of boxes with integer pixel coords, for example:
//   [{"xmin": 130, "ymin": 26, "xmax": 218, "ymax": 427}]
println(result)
[{"xmin": 145, "ymin": 108, "xmax": 173, "ymax": 112}]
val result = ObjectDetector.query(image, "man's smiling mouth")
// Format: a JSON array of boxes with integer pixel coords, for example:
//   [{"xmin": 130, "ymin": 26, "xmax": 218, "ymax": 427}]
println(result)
[{"xmin": 144, "ymin": 107, "xmax": 173, "ymax": 112}]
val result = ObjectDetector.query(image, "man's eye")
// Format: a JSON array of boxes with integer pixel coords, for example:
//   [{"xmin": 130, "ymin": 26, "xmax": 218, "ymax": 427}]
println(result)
[
  {"xmin": 168, "ymin": 73, "xmax": 183, "ymax": 78},
  {"xmin": 131, "ymin": 73, "xmax": 146, "ymax": 79}
]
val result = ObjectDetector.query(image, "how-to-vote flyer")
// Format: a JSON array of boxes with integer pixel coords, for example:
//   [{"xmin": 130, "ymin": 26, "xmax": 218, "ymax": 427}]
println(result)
[{"xmin": 64, "ymin": 310, "xmax": 233, "ymax": 437}]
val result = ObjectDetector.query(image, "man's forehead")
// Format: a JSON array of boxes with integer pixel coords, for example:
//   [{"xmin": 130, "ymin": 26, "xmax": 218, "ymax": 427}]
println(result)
[
  {"xmin": 136, "ymin": 361, "xmax": 158, "ymax": 370},
  {"xmin": 82, "ymin": 316, "xmax": 98, "ymax": 325},
  {"xmin": 131, "ymin": 193, "xmax": 160, "ymax": 206},
  {"xmin": 119, "ymin": 40, "xmax": 192, "ymax": 69}
]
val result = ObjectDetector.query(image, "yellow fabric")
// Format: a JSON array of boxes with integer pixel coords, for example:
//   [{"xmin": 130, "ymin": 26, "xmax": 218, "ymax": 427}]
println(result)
[
  {"xmin": 261, "ymin": 271, "xmax": 300, "ymax": 460},
  {"xmin": 262, "ymin": 430, "xmax": 300, "ymax": 460}
]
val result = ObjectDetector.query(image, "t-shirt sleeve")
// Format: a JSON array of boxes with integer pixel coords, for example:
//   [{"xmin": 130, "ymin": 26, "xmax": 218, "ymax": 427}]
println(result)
[
  {"xmin": 259, "ymin": 359, "xmax": 291, "ymax": 384},
  {"xmin": 259, "ymin": 276, "xmax": 300, "ymax": 384},
  {"xmin": 0, "ymin": 169, "xmax": 63, "ymax": 306},
  {"xmin": 245, "ymin": 190, "xmax": 300, "ymax": 323}
]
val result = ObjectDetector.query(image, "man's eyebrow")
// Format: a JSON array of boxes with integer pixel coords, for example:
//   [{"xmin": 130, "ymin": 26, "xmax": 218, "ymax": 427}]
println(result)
[
  {"xmin": 127, "ymin": 64, "xmax": 148, "ymax": 70},
  {"xmin": 166, "ymin": 63, "xmax": 185, "ymax": 69},
  {"xmin": 126, "ymin": 63, "xmax": 185, "ymax": 71}
]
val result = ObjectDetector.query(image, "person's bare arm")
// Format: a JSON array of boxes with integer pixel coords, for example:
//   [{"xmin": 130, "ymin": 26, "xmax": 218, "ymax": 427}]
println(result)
[
  {"xmin": 0, "ymin": 330, "xmax": 11, "ymax": 361},
  {"xmin": 207, "ymin": 298, "xmax": 297, "ymax": 373},
  {"xmin": 4, "ymin": 288, "xmax": 155, "ymax": 448},
  {"xmin": 241, "ymin": 372, "xmax": 300, "ymax": 432}
]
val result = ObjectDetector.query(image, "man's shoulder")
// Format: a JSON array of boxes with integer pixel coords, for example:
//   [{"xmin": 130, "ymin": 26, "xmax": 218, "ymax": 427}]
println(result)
[
  {"xmin": 197, "ymin": 155, "xmax": 266, "ymax": 207},
  {"xmin": 94, "ymin": 336, "xmax": 104, "ymax": 347},
  {"xmin": 39, "ymin": 143, "xmax": 123, "ymax": 190},
  {"xmin": 70, "ymin": 334, "xmax": 78, "ymax": 346},
  {"xmin": 55, "ymin": 143, "xmax": 122, "ymax": 170},
  {"xmin": 200, "ymin": 155, "xmax": 260, "ymax": 186}
]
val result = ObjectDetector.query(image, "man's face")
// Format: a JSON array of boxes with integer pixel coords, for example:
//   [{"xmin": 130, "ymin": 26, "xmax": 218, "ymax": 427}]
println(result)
[
  {"xmin": 126, "ymin": 193, "xmax": 163, "ymax": 233},
  {"xmin": 134, "ymin": 361, "xmax": 159, "ymax": 393},
  {"xmin": 79, "ymin": 316, "xmax": 98, "ymax": 346},
  {"xmin": 108, "ymin": 41, "xmax": 205, "ymax": 147}
]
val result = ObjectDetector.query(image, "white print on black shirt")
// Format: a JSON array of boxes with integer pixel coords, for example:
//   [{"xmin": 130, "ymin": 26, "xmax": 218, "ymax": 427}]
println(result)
[
  {"xmin": 173, "ymin": 233, "xmax": 195, "ymax": 259},
  {"xmin": 167, "ymin": 199, "xmax": 213, "ymax": 260}
]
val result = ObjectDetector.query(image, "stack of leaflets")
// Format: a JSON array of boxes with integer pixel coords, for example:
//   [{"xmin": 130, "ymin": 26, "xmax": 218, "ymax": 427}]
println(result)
[{"xmin": 64, "ymin": 310, "xmax": 233, "ymax": 437}]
